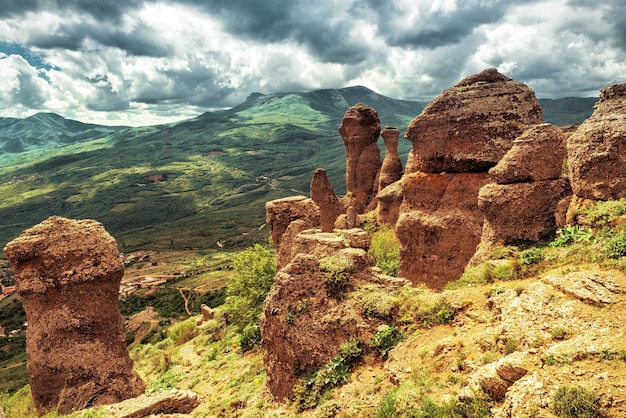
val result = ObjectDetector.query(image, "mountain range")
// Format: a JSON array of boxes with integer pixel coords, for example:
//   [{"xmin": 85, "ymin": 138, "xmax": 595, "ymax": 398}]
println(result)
[{"xmin": 0, "ymin": 86, "xmax": 597, "ymax": 252}]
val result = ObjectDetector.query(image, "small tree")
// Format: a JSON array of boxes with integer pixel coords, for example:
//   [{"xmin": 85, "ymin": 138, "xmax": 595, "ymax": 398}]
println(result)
[{"xmin": 225, "ymin": 244, "xmax": 276, "ymax": 331}]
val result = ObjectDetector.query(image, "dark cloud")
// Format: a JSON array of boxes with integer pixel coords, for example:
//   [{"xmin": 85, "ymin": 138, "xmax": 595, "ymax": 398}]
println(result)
[
  {"xmin": 180, "ymin": 0, "xmax": 371, "ymax": 64},
  {"xmin": 0, "ymin": 0, "xmax": 142, "ymax": 21},
  {"xmin": 361, "ymin": 0, "xmax": 511, "ymax": 49}
]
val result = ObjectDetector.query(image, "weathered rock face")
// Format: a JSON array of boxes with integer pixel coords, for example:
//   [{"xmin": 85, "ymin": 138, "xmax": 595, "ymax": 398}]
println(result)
[
  {"xmin": 567, "ymin": 82, "xmax": 626, "ymax": 200},
  {"xmin": 3, "ymin": 216, "xmax": 145, "ymax": 415},
  {"xmin": 405, "ymin": 68, "xmax": 543, "ymax": 173},
  {"xmin": 261, "ymin": 229, "xmax": 407, "ymax": 400},
  {"xmin": 471, "ymin": 124, "xmax": 571, "ymax": 265},
  {"xmin": 395, "ymin": 69, "xmax": 544, "ymax": 289},
  {"xmin": 378, "ymin": 127, "xmax": 403, "ymax": 192},
  {"xmin": 265, "ymin": 196, "xmax": 320, "ymax": 249},
  {"xmin": 395, "ymin": 172, "xmax": 490, "ymax": 290},
  {"xmin": 310, "ymin": 168, "xmax": 345, "ymax": 232},
  {"xmin": 488, "ymin": 124, "xmax": 566, "ymax": 184},
  {"xmin": 339, "ymin": 103, "xmax": 382, "ymax": 213},
  {"xmin": 376, "ymin": 180, "xmax": 403, "ymax": 226}
]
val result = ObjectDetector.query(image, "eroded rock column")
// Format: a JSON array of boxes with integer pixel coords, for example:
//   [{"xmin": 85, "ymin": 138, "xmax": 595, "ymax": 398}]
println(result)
[{"xmin": 3, "ymin": 216, "xmax": 145, "ymax": 415}]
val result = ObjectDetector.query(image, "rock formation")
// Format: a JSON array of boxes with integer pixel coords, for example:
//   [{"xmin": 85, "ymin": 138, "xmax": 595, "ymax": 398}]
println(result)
[
  {"xmin": 339, "ymin": 103, "xmax": 382, "ymax": 213},
  {"xmin": 396, "ymin": 69, "xmax": 543, "ymax": 289},
  {"xmin": 3, "ymin": 216, "xmax": 145, "ymax": 415},
  {"xmin": 260, "ymin": 229, "xmax": 407, "ymax": 400},
  {"xmin": 378, "ymin": 127, "xmax": 403, "ymax": 192},
  {"xmin": 471, "ymin": 124, "xmax": 571, "ymax": 264},
  {"xmin": 567, "ymin": 82, "xmax": 626, "ymax": 201},
  {"xmin": 310, "ymin": 168, "xmax": 345, "ymax": 232},
  {"xmin": 405, "ymin": 68, "xmax": 543, "ymax": 174},
  {"xmin": 265, "ymin": 196, "xmax": 320, "ymax": 249}
]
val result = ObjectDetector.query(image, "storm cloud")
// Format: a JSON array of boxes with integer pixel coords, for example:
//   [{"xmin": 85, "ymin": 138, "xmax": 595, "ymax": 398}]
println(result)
[{"xmin": 0, "ymin": 0, "xmax": 625, "ymax": 125}]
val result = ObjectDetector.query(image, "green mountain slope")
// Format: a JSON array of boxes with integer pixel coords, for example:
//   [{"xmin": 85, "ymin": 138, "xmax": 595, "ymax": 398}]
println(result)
[
  {"xmin": 0, "ymin": 112, "xmax": 126, "ymax": 154},
  {"xmin": 0, "ymin": 87, "xmax": 426, "ymax": 252},
  {"xmin": 0, "ymin": 89, "xmax": 595, "ymax": 252}
]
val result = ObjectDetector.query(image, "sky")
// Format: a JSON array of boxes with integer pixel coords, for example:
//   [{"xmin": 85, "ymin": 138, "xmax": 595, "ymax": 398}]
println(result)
[{"xmin": 0, "ymin": 0, "xmax": 625, "ymax": 126}]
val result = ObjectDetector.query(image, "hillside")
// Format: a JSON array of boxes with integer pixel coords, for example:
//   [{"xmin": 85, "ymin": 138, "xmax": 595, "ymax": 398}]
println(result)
[{"xmin": 0, "ymin": 90, "xmax": 594, "ymax": 253}]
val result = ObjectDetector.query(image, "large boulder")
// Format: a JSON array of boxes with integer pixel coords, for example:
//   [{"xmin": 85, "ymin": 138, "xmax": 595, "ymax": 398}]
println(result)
[
  {"xmin": 265, "ymin": 196, "xmax": 320, "ymax": 249},
  {"xmin": 339, "ymin": 103, "xmax": 382, "ymax": 213},
  {"xmin": 567, "ymin": 82, "xmax": 626, "ymax": 200},
  {"xmin": 3, "ymin": 217, "xmax": 145, "ymax": 415},
  {"xmin": 489, "ymin": 124, "xmax": 566, "ymax": 184},
  {"xmin": 405, "ymin": 68, "xmax": 543, "ymax": 173}
]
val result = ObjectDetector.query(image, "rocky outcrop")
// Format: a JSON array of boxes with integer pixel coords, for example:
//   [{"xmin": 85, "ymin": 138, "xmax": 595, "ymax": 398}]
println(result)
[
  {"xmin": 339, "ymin": 103, "xmax": 382, "ymax": 213},
  {"xmin": 396, "ymin": 69, "xmax": 544, "ymax": 289},
  {"xmin": 376, "ymin": 180, "xmax": 403, "ymax": 226},
  {"xmin": 471, "ymin": 124, "xmax": 571, "ymax": 264},
  {"xmin": 405, "ymin": 68, "xmax": 543, "ymax": 174},
  {"xmin": 395, "ymin": 171, "xmax": 491, "ymax": 290},
  {"xmin": 459, "ymin": 352, "xmax": 531, "ymax": 401},
  {"xmin": 3, "ymin": 216, "xmax": 145, "ymax": 415},
  {"xmin": 378, "ymin": 127, "xmax": 403, "ymax": 192},
  {"xmin": 73, "ymin": 389, "xmax": 200, "ymax": 418},
  {"xmin": 265, "ymin": 196, "xmax": 320, "ymax": 249},
  {"xmin": 310, "ymin": 168, "xmax": 345, "ymax": 232},
  {"xmin": 567, "ymin": 82, "xmax": 626, "ymax": 200},
  {"xmin": 261, "ymin": 229, "xmax": 407, "ymax": 400}
]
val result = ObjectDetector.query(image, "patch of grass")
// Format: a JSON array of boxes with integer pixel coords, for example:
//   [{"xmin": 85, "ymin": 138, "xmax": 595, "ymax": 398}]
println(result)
[
  {"xmin": 552, "ymin": 385, "xmax": 602, "ymax": 418},
  {"xmin": 369, "ymin": 226, "xmax": 400, "ymax": 276},
  {"xmin": 520, "ymin": 247, "xmax": 543, "ymax": 265},
  {"xmin": 319, "ymin": 255, "xmax": 353, "ymax": 296},
  {"xmin": 605, "ymin": 230, "xmax": 626, "ymax": 258},
  {"xmin": 361, "ymin": 291, "xmax": 398, "ymax": 320},
  {"xmin": 550, "ymin": 326, "xmax": 569, "ymax": 341},
  {"xmin": 418, "ymin": 298, "xmax": 456, "ymax": 328},
  {"xmin": 551, "ymin": 225, "xmax": 594, "ymax": 247}
]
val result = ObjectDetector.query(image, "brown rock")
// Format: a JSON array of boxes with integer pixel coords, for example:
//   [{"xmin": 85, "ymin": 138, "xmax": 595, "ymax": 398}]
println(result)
[
  {"xmin": 489, "ymin": 124, "xmax": 566, "ymax": 184},
  {"xmin": 477, "ymin": 179, "xmax": 572, "ymax": 243},
  {"xmin": 395, "ymin": 172, "xmax": 490, "ymax": 289},
  {"xmin": 80, "ymin": 389, "xmax": 200, "ymax": 417},
  {"xmin": 3, "ymin": 216, "xmax": 145, "ymax": 415},
  {"xmin": 379, "ymin": 127, "xmax": 403, "ymax": 192},
  {"xmin": 275, "ymin": 219, "xmax": 309, "ymax": 270},
  {"xmin": 201, "ymin": 304, "xmax": 214, "ymax": 322},
  {"xmin": 265, "ymin": 196, "xmax": 320, "ymax": 249},
  {"xmin": 567, "ymin": 82, "xmax": 626, "ymax": 200},
  {"xmin": 339, "ymin": 103, "xmax": 382, "ymax": 212},
  {"xmin": 405, "ymin": 68, "xmax": 543, "ymax": 173},
  {"xmin": 396, "ymin": 209, "xmax": 484, "ymax": 290},
  {"xmin": 310, "ymin": 168, "xmax": 345, "ymax": 232},
  {"xmin": 376, "ymin": 180, "xmax": 403, "ymax": 226}
]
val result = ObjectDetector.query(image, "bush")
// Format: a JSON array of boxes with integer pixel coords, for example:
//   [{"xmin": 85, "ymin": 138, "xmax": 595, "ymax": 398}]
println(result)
[
  {"xmin": 319, "ymin": 256, "xmax": 353, "ymax": 296},
  {"xmin": 419, "ymin": 298, "xmax": 456, "ymax": 328},
  {"xmin": 224, "ymin": 244, "xmax": 276, "ymax": 331},
  {"xmin": 361, "ymin": 292, "xmax": 397, "ymax": 320},
  {"xmin": 369, "ymin": 226, "xmax": 400, "ymax": 276},
  {"xmin": 369, "ymin": 325, "xmax": 404, "ymax": 357},
  {"xmin": 240, "ymin": 323, "xmax": 262, "ymax": 352},
  {"xmin": 551, "ymin": 225, "xmax": 593, "ymax": 247},
  {"xmin": 520, "ymin": 247, "xmax": 543, "ymax": 265},
  {"xmin": 552, "ymin": 385, "xmax": 602, "ymax": 418},
  {"xmin": 606, "ymin": 230, "xmax": 626, "ymax": 258},
  {"xmin": 168, "ymin": 318, "xmax": 197, "ymax": 346}
]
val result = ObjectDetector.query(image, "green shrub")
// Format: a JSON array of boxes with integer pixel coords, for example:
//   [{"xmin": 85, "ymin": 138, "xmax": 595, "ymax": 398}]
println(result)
[
  {"xmin": 361, "ymin": 292, "xmax": 397, "ymax": 320},
  {"xmin": 578, "ymin": 198, "xmax": 626, "ymax": 227},
  {"xmin": 369, "ymin": 325, "xmax": 404, "ymax": 357},
  {"xmin": 550, "ymin": 326, "xmax": 569, "ymax": 341},
  {"xmin": 224, "ymin": 244, "xmax": 276, "ymax": 331},
  {"xmin": 552, "ymin": 385, "xmax": 602, "ymax": 418},
  {"xmin": 520, "ymin": 247, "xmax": 543, "ymax": 265},
  {"xmin": 606, "ymin": 230, "xmax": 626, "ymax": 258},
  {"xmin": 551, "ymin": 225, "xmax": 593, "ymax": 247},
  {"xmin": 319, "ymin": 256, "xmax": 353, "ymax": 295},
  {"xmin": 369, "ymin": 226, "xmax": 400, "ymax": 276},
  {"xmin": 292, "ymin": 339, "xmax": 362, "ymax": 411},
  {"xmin": 419, "ymin": 298, "xmax": 456, "ymax": 328},
  {"xmin": 240, "ymin": 323, "xmax": 262, "ymax": 352}
]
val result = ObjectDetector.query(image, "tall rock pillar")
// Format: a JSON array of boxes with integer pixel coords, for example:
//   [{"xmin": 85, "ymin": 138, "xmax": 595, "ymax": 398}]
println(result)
[{"xmin": 3, "ymin": 216, "xmax": 145, "ymax": 415}]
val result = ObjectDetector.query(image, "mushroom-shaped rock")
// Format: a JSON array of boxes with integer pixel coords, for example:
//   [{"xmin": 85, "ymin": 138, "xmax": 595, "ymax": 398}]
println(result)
[
  {"xmin": 3, "ymin": 216, "xmax": 145, "ymax": 415},
  {"xmin": 405, "ymin": 68, "xmax": 543, "ymax": 173},
  {"xmin": 379, "ymin": 127, "xmax": 403, "ymax": 192}
]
